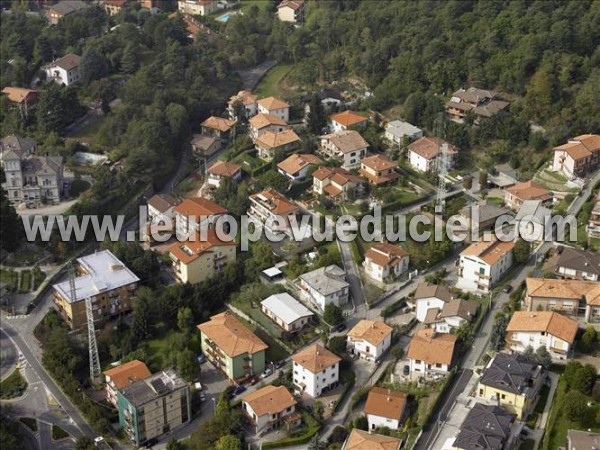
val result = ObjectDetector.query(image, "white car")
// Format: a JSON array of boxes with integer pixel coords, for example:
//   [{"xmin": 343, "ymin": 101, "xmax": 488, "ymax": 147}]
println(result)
[{"xmin": 260, "ymin": 368, "xmax": 273, "ymax": 379}]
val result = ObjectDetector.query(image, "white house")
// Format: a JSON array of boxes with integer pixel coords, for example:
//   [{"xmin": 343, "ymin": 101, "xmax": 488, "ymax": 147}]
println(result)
[
  {"xmin": 248, "ymin": 188, "xmax": 299, "ymax": 236},
  {"xmin": 43, "ymin": 53, "xmax": 81, "ymax": 86},
  {"xmin": 261, "ymin": 293, "xmax": 314, "ymax": 333},
  {"xmin": 206, "ymin": 160, "xmax": 242, "ymax": 189},
  {"xmin": 241, "ymin": 385, "xmax": 300, "ymax": 434},
  {"xmin": 506, "ymin": 311, "xmax": 578, "ymax": 359},
  {"xmin": 363, "ymin": 243, "xmax": 409, "ymax": 282},
  {"xmin": 407, "ymin": 329, "xmax": 457, "ymax": 378},
  {"xmin": 384, "ymin": 120, "xmax": 423, "ymax": 145},
  {"xmin": 457, "ymin": 238, "xmax": 515, "ymax": 293},
  {"xmin": 424, "ymin": 298, "xmax": 479, "ymax": 334},
  {"xmin": 319, "ymin": 130, "xmax": 369, "ymax": 170},
  {"xmin": 407, "ymin": 137, "xmax": 457, "ymax": 172},
  {"xmin": 552, "ymin": 134, "xmax": 600, "ymax": 180},
  {"xmin": 257, "ymin": 97, "xmax": 290, "ymax": 122},
  {"xmin": 227, "ymin": 90, "xmax": 258, "ymax": 120},
  {"xmin": 277, "ymin": 153, "xmax": 323, "ymax": 182},
  {"xmin": 277, "ymin": 0, "xmax": 305, "ymax": 23},
  {"xmin": 329, "ymin": 110, "xmax": 368, "ymax": 132},
  {"xmin": 292, "ymin": 343, "xmax": 341, "ymax": 398},
  {"xmin": 414, "ymin": 282, "xmax": 453, "ymax": 323},
  {"xmin": 248, "ymin": 113, "xmax": 289, "ymax": 141},
  {"xmin": 146, "ymin": 193, "xmax": 181, "ymax": 221},
  {"xmin": 515, "ymin": 199, "xmax": 552, "ymax": 242},
  {"xmin": 554, "ymin": 247, "xmax": 600, "ymax": 281},
  {"xmin": 298, "ymin": 265, "xmax": 349, "ymax": 311},
  {"xmin": 177, "ymin": 0, "xmax": 217, "ymax": 16},
  {"xmin": 173, "ymin": 197, "xmax": 227, "ymax": 238},
  {"xmin": 363, "ymin": 387, "xmax": 407, "ymax": 431},
  {"xmin": 347, "ymin": 320, "xmax": 393, "ymax": 361}
]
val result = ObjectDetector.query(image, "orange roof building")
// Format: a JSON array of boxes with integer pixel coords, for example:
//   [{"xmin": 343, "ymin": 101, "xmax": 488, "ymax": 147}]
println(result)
[
  {"xmin": 342, "ymin": 429, "xmax": 402, "ymax": 450},
  {"xmin": 255, "ymin": 129, "xmax": 301, "ymax": 161},
  {"xmin": 363, "ymin": 243, "xmax": 409, "ymax": 282},
  {"xmin": 103, "ymin": 360, "xmax": 151, "ymax": 405},
  {"xmin": 458, "ymin": 238, "xmax": 515, "ymax": 293},
  {"xmin": 504, "ymin": 180, "xmax": 552, "ymax": 210},
  {"xmin": 347, "ymin": 320, "xmax": 394, "ymax": 361},
  {"xmin": 506, "ymin": 311, "xmax": 578, "ymax": 357},
  {"xmin": 257, "ymin": 96, "xmax": 290, "ymax": 122},
  {"xmin": 207, "ymin": 160, "xmax": 242, "ymax": 188},
  {"xmin": 277, "ymin": 153, "xmax": 322, "ymax": 180},
  {"xmin": 249, "ymin": 188, "xmax": 299, "ymax": 234},
  {"xmin": 201, "ymin": 116, "xmax": 237, "ymax": 139},
  {"xmin": 1, "ymin": 87, "xmax": 37, "ymax": 105},
  {"xmin": 407, "ymin": 137, "xmax": 457, "ymax": 172},
  {"xmin": 197, "ymin": 312, "xmax": 268, "ymax": 380},
  {"xmin": 174, "ymin": 197, "xmax": 227, "ymax": 236},
  {"xmin": 329, "ymin": 110, "xmax": 368, "ymax": 131},
  {"xmin": 407, "ymin": 329, "xmax": 457, "ymax": 374},
  {"xmin": 292, "ymin": 343, "xmax": 341, "ymax": 397},
  {"xmin": 363, "ymin": 387, "xmax": 408, "ymax": 429},
  {"xmin": 241, "ymin": 385, "xmax": 300, "ymax": 432},
  {"xmin": 552, "ymin": 134, "xmax": 600, "ymax": 179},
  {"xmin": 312, "ymin": 166, "xmax": 364, "ymax": 201},
  {"xmin": 359, "ymin": 154, "xmax": 400, "ymax": 185}
]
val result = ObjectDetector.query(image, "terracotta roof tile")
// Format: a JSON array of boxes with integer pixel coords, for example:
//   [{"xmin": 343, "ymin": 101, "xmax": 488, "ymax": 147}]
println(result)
[
  {"xmin": 360, "ymin": 154, "xmax": 398, "ymax": 171},
  {"xmin": 277, "ymin": 153, "xmax": 322, "ymax": 176},
  {"xmin": 242, "ymin": 385, "xmax": 297, "ymax": 417},
  {"xmin": 228, "ymin": 90, "xmax": 257, "ymax": 107},
  {"xmin": 1, "ymin": 87, "xmax": 37, "ymax": 104},
  {"xmin": 460, "ymin": 238, "xmax": 515, "ymax": 265},
  {"xmin": 197, "ymin": 312, "xmax": 268, "ymax": 358},
  {"xmin": 344, "ymin": 429, "xmax": 402, "ymax": 450},
  {"xmin": 292, "ymin": 343, "xmax": 340, "ymax": 373},
  {"xmin": 363, "ymin": 386, "xmax": 407, "ymax": 420},
  {"xmin": 507, "ymin": 311, "xmax": 578, "ymax": 344},
  {"xmin": 348, "ymin": 320, "xmax": 393, "ymax": 346},
  {"xmin": 103, "ymin": 360, "xmax": 151, "ymax": 390},
  {"xmin": 364, "ymin": 243, "xmax": 408, "ymax": 268},
  {"xmin": 505, "ymin": 180, "xmax": 552, "ymax": 202},
  {"xmin": 249, "ymin": 113, "xmax": 288, "ymax": 130},
  {"xmin": 174, "ymin": 197, "xmax": 227, "ymax": 219},
  {"xmin": 258, "ymin": 96, "xmax": 289, "ymax": 110},
  {"xmin": 201, "ymin": 116, "xmax": 237, "ymax": 132},
  {"xmin": 207, "ymin": 160, "xmax": 241, "ymax": 177},
  {"xmin": 407, "ymin": 329, "xmax": 457, "ymax": 366},
  {"xmin": 255, "ymin": 129, "xmax": 301, "ymax": 150},
  {"xmin": 526, "ymin": 278, "xmax": 600, "ymax": 305},
  {"xmin": 330, "ymin": 110, "xmax": 368, "ymax": 127},
  {"xmin": 250, "ymin": 188, "xmax": 298, "ymax": 215},
  {"xmin": 321, "ymin": 130, "xmax": 369, "ymax": 154},
  {"xmin": 169, "ymin": 229, "xmax": 236, "ymax": 265},
  {"xmin": 408, "ymin": 137, "xmax": 457, "ymax": 160}
]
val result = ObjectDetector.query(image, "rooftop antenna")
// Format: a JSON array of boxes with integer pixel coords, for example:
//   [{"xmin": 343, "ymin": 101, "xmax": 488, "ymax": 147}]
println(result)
[{"xmin": 69, "ymin": 262, "xmax": 101, "ymax": 383}]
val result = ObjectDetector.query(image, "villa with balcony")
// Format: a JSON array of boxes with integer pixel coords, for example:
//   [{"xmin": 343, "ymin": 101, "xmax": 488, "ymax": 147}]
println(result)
[{"xmin": 457, "ymin": 238, "xmax": 515, "ymax": 293}]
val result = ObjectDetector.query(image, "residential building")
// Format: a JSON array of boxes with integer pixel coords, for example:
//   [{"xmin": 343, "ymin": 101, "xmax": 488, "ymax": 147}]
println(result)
[
  {"xmin": 1, "ymin": 135, "xmax": 63, "ymax": 206},
  {"xmin": 452, "ymin": 403, "xmax": 521, "ymax": 450},
  {"xmin": 312, "ymin": 166, "xmax": 364, "ymax": 201},
  {"xmin": 423, "ymin": 298, "xmax": 479, "ymax": 334},
  {"xmin": 552, "ymin": 134, "xmax": 600, "ymax": 179},
  {"xmin": 347, "ymin": 320, "xmax": 393, "ymax": 361},
  {"xmin": 241, "ymin": 385, "xmax": 300, "ymax": 433},
  {"xmin": 277, "ymin": 0, "xmax": 305, "ymax": 23},
  {"xmin": 43, "ymin": 53, "xmax": 81, "ymax": 86},
  {"xmin": 329, "ymin": 110, "xmax": 368, "ymax": 132},
  {"xmin": 200, "ymin": 116, "xmax": 236, "ymax": 141},
  {"xmin": 117, "ymin": 370, "xmax": 191, "ymax": 446},
  {"xmin": 359, "ymin": 154, "xmax": 400, "ymax": 186},
  {"xmin": 52, "ymin": 250, "xmax": 139, "ymax": 329},
  {"xmin": 177, "ymin": 0, "xmax": 217, "ymax": 15},
  {"xmin": 169, "ymin": 229, "xmax": 236, "ymax": 284},
  {"xmin": 299, "ymin": 265, "xmax": 349, "ymax": 310},
  {"xmin": 260, "ymin": 293, "xmax": 314, "ymax": 333},
  {"xmin": 319, "ymin": 130, "xmax": 369, "ymax": 170},
  {"xmin": 1, "ymin": 87, "xmax": 37, "ymax": 108},
  {"xmin": 445, "ymin": 87, "xmax": 509, "ymax": 122},
  {"xmin": 524, "ymin": 278, "xmax": 600, "ymax": 323},
  {"xmin": 363, "ymin": 243, "xmax": 409, "ymax": 282},
  {"xmin": 227, "ymin": 90, "xmax": 258, "ymax": 120},
  {"xmin": 457, "ymin": 238, "xmax": 515, "ymax": 293},
  {"xmin": 255, "ymin": 129, "xmax": 301, "ymax": 161},
  {"xmin": 459, "ymin": 202, "xmax": 512, "ymax": 234},
  {"xmin": 257, "ymin": 96, "xmax": 290, "ymax": 122},
  {"xmin": 197, "ymin": 312, "xmax": 268, "ymax": 381},
  {"xmin": 146, "ymin": 193, "xmax": 181, "ymax": 221},
  {"xmin": 566, "ymin": 429, "xmax": 600, "ymax": 450},
  {"xmin": 554, "ymin": 247, "xmax": 600, "ymax": 281},
  {"xmin": 407, "ymin": 329, "xmax": 457, "ymax": 377},
  {"xmin": 363, "ymin": 387, "xmax": 407, "ymax": 431},
  {"xmin": 248, "ymin": 188, "xmax": 299, "ymax": 236},
  {"xmin": 506, "ymin": 311, "xmax": 578, "ymax": 359},
  {"xmin": 206, "ymin": 160, "xmax": 242, "ymax": 189},
  {"xmin": 342, "ymin": 429, "xmax": 402, "ymax": 450},
  {"xmin": 384, "ymin": 120, "xmax": 423, "ymax": 145},
  {"xmin": 489, "ymin": 164, "xmax": 519, "ymax": 189},
  {"xmin": 303, "ymin": 89, "xmax": 344, "ymax": 121},
  {"xmin": 190, "ymin": 134, "xmax": 221, "ymax": 158},
  {"xmin": 407, "ymin": 137, "xmax": 457, "ymax": 172},
  {"xmin": 103, "ymin": 360, "xmax": 151, "ymax": 406},
  {"xmin": 477, "ymin": 352, "xmax": 544, "ymax": 420},
  {"xmin": 248, "ymin": 113, "xmax": 289, "ymax": 141},
  {"xmin": 47, "ymin": 0, "xmax": 89, "ymax": 24},
  {"xmin": 292, "ymin": 343, "xmax": 340, "ymax": 397},
  {"xmin": 173, "ymin": 197, "xmax": 227, "ymax": 237},
  {"xmin": 504, "ymin": 180, "xmax": 552, "ymax": 211},
  {"xmin": 277, "ymin": 153, "xmax": 322, "ymax": 181},
  {"xmin": 514, "ymin": 200, "xmax": 553, "ymax": 242},
  {"xmin": 104, "ymin": 0, "xmax": 127, "ymax": 15},
  {"xmin": 414, "ymin": 282, "xmax": 453, "ymax": 323},
  {"xmin": 587, "ymin": 192, "xmax": 600, "ymax": 238}
]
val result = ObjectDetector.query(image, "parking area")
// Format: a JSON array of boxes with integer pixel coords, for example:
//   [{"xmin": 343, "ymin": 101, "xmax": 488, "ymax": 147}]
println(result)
[{"xmin": 197, "ymin": 361, "xmax": 231, "ymax": 418}]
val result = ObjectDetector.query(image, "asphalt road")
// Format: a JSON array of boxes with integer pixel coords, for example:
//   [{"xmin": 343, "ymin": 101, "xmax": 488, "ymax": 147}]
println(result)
[{"xmin": 0, "ymin": 328, "xmax": 19, "ymax": 380}]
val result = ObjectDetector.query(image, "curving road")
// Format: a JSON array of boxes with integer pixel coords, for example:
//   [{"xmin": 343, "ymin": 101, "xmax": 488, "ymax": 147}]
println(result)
[{"xmin": 0, "ymin": 328, "xmax": 19, "ymax": 380}]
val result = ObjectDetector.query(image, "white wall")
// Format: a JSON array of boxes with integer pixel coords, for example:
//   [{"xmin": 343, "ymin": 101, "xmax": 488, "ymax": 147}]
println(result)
[
  {"xmin": 408, "ymin": 151, "xmax": 433, "ymax": 172},
  {"xmin": 367, "ymin": 414, "xmax": 400, "ymax": 431},
  {"xmin": 347, "ymin": 335, "xmax": 391, "ymax": 361},
  {"xmin": 458, "ymin": 251, "xmax": 512, "ymax": 293},
  {"xmin": 293, "ymin": 361, "xmax": 339, "ymax": 397},
  {"xmin": 416, "ymin": 297, "xmax": 446, "ymax": 323},
  {"xmin": 508, "ymin": 331, "xmax": 572, "ymax": 358}
]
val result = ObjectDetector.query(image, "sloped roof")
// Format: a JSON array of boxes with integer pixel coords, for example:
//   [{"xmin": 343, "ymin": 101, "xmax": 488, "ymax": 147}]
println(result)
[
  {"xmin": 201, "ymin": 116, "xmax": 236, "ymax": 132},
  {"xmin": 556, "ymin": 247, "xmax": 600, "ymax": 276},
  {"xmin": 258, "ymin": 96, "xmax": 289, "ymax": 110},
  {"xmin": 506, "ymin": 311, "xmax": 578, "ymax": 344},
  {"xmin": 228, "ymin": 90, "xmax": 257, "ymax": 107},
  {"xmin": 49, "ymin": 0, "xmax": 89, "ymax": 16},
  {"xmin": 407, "ymin": 329, "xmax": 457, "ymax": 366},
  {"xmin": 1, "ymin": 87, "xmax": 37, "ymax": 104},
  {"xmin": 480, "ymin": 352, "xmax": 541, "ymax": 395},
  {"xmin": 197, "ymin": 312, "xmax": 268, "ymax": 357},
  {"xmin": 173, "ymin": 197, "xmax": 227, "ymax": 220},
  {"xmin": 261, "ymin": 293, "xmax": 313, "ymax": 325},
  {"xmin": 299, "ymin": 265, "xmax": 349, "ymax": 297},
  {"xmin": 385, "ymin": 120, "xmax": 422, "ymax": 138},
  {"xmin": 277, "ymin": 153, "xmax": 322, "ymax": 176},
  {"xmin": 505, "ymin": 180, "xmax": 552, "ymax": 202},
  {"xmin": 453, "ymin": 403, "xmax": 516, "ymax": 450},
  {"xmin": 344, "ymin": 429, "xmax": 402, "ymax": 450},
  {"xmin": 207, "ymin": 160, "xmax": 241, "ymax": 177},
  {"xmin": 169, "ymin": 229, "xmax": 236, "ymax": 265},
  {"xmin": 363, "ymin": 386, "xmax": 407, "ymax": 420},
  {"xmin": 554, "ymin": 134, "xmax": 600, "ymax": 160},
  {"xmin": 414, "ymin": 282, "xmax": 452, "ymax": 303},
  {"xmin": 147, "ymin": 194, "xmax": 181, "ymax": 213},
  {"xmin": 348, "ymin": 320, "xmax": 393, "ymax": 346},
  {"xmin": 330, "ymin": 110, "xmax": 368, "ymax": 127},
  {"xmin": 360, "ymin": 154, "xmax": 398, "ymax": 171},
  {"xmin": 408, "ymin": 137, "xmax": 457, "ymax": 160},
  {"xmin": 460, "ymin": 238, "xmax": 515, "ymax": 266},
  {"xmin": 242, "ymin": 385, "xmax": 297, "ymax": 416},
  {"xmin": 250, "ymin": 188, "xmax": 298, "ymax": 215},
  {"xmin": 277, "ymin": 0, "xmax": 305, "ymax": 10},
  {"xmin": 526, "ymin": 278, "xmax": 600, "ymax": 305},
  {"xmin": 365, "ymin": 243, "xmax": 408, "ymax": 268},
  {"xmin": 0, "ymin": 135, "xmax": 36, "ymax": 159},
  {"xmin": 255, "ymin": 129, "xmax": 301, "ymax": 150},
  {"xmin": 103, "ymin": 360, "xmax": 152, "ymax": 390},
  {"xmin": 292, "ymin": 343, "xmax": 341, "ymax": 373},
  {"xmin": 45, "ymin": 53, "xmax": 81, "ymax": 71},
  {"xmin": 249, "ymin": 113, "xmax": 288, "ymax": 130},
  {"xmin": 439, "ymin": 298, "xmax": 479, "ymax": 321},
  {"xmin": 321, "ymin": 130, "xmax": 369, "ymax": 154}
]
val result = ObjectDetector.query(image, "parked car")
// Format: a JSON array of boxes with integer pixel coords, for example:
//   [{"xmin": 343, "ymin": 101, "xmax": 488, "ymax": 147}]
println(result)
[
  {"xmin": 250, "ymin": 376, "xmax": 259, "ymax": 386},
  {"xmin": 335, "ymin": 323, "xmax": 346, "ymax": 332},
  {"xmin": 261, "ymin": 367, "xmax": 273, "ymax": 379},
  {"xmin": 275, "ymin": 360, "xmax": 286, "ymax": 369},
  {"xmin": 144, "ymin": 437, "xmax": 158, "ymax": 448},
  {"xmin": 503, "ymin": 284, "xmax": 513, "ymax": 294},
  {"xmin": 233, "ymin": 385, "xmax": 246, "ymax": 396},
  {"xmin": 196, "ymin": 354, "xmax": 206, "ymax": 364}
]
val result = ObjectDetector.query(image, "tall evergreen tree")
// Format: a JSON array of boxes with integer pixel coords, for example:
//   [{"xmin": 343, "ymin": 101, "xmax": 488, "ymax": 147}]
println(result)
[
  {"xmin": 121, "ymin": 43, "xmax": 138, "ymax": 74},
  {"xmin": 306, "ymin": 94, "xmax": 327, "ymax": 135},
  {"xmin": 0, "ymin": 185, "xmax": 24, "ymax": 252}
]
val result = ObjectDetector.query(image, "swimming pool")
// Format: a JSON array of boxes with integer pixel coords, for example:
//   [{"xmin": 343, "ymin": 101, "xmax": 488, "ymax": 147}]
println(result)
[{"xmin": 216, "ymin": 12, "xmax": 234, "ymax": 22}]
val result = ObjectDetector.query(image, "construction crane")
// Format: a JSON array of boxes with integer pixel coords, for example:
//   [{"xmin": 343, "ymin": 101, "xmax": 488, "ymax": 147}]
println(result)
[{"xmin": 69, "ymin": 262, "xmax": 101, "ymax": 383}]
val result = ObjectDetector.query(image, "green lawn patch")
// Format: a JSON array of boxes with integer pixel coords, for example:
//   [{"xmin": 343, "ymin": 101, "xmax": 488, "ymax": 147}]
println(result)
[
  {"xmin": 0, "ymin": 269, "xmax": 19, "ymax": 292},
  {"xmin": 0, "ymin": 370, "xmax": 28, "ymax": 399},
  {"xmin": 32, "ymin": 266, "xmax": 46, "ymax": 290},
  {"xmin": 19, "ymin": 270, "xmax": 31, "ymax": 293},
  {"xmin": 240, "ymin": 0, "xmax": 273, "ymax": 13},
  {"xmin": 255, "ymin": 64, "xmax": 293, "ymax": 98},
  {"xmin": 234, "ymin": 314, "xmax": 290, "ymax": 362},
  {"xmin": 68, "ymin": 114, "xmax": 106, "ymax": 141},
  {"xmin": 51, "ymin": 425, "xmax": 70, "ymax": 440},
  {"xmin": 19, "ymin": 418, "xmax": 37, "ymax": 432},
  {"xmin": 69, "ymin": 179, "xmax": 91, "ymax": 197},
  {"xmin": 519, "ymin": 439, "xmax": 536, "ymax": 450}
]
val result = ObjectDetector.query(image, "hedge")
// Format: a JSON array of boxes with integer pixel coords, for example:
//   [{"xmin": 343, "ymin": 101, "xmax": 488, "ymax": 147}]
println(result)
[
  {"xmin": 262, "ymin": 426, "xmax": 321, "ymax": 449},
  {"xmin": 380, "ymin": 298, "xmax": 406, "ymax": 318}
]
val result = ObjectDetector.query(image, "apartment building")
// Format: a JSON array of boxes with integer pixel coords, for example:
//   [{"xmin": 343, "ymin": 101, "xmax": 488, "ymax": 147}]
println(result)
[
  {"xmin": 299, "ymin": 265, "xmax": 350, "ymax": 311},
  {"xmin": 173, "ymin": 197, "xmax": 227, "ymax": 237},
  {"xmin": 552, "ymin": 134, "xmax": 600, "ymax": 179},
  {"xmin": 292, "ymin": 343, "xmax": 341, "ymax": 397},
  {"xmin": 384, "ymin": 120, "xmax": 423, "ymax": 145},
  {"xmin": 177, "ymin": 0, "xmax": 217, "ymax": 15},
  {"xmin": 359, "ymin": 154, "xmax": 400, "ymax": 186},
  {"xmin": 197, "ymin": 312, "xmax": 268, "ymax": 381},
  {"xmin": 248, "ymin": 188, "xmax": 299, "ymax": 236},
  {"xmin": 457, "ymin": 238, "xmax": 515, "ymax": 293},
  {"xmin": 103, "ymin": 360, "xmax": 151, "ymax": 406},
  {"xmin": 52, "ymin": 250, "xmax": 139, "ymax": 329},
  {"xmin": 319, "ymin": 130, "xmax": 369, "ymax": 170},
  {"xmin": 117, "ymin": 370, "xmax": 191, "ymax": 446}
]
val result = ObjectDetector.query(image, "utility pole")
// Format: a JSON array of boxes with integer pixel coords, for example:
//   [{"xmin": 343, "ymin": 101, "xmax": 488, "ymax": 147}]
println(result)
[{"xmin": 435, "ymin": 114, "xmax": 449, "ymax": 215}]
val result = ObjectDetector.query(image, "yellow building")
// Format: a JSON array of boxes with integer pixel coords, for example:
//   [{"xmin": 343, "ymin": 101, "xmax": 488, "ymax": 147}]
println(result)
[
  {"xmin": 169, "ymin": 229, "xmax": 236, "ymax": 285},
  {"xmin": 477, "ymin": 352, "xmax": 544, "ymax": 420}
]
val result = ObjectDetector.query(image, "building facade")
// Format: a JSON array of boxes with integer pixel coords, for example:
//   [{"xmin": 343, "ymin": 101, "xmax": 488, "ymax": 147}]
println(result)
[
  {"xmin": 457, "ymin": 239, "xmax": 515, "ymax": 293},
  {"xmin": 298, "ymin": 265, "xmax": 350, "ymax": 310},
  {"xmin": 347, "ymin": 320, "xmax": 393, "ymax": 361},
  {"xmin": 292, "ymin": 344, "xmax": 340, "ymax": 397}
]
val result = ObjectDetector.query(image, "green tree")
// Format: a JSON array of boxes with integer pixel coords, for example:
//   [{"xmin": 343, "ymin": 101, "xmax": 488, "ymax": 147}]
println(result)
[
  {"xmin": 177, "ymin": 306, "xmax": 194, "ymax": 334},
  {"xmin": 166, "ymin": 438, "xmax": 184, "ymax": 450},
  {"xmin": 323, "ymin": 304, "xmax": 343, "ymax": 326},
  {"xmin": 490, "ymin": 314, "xmax": 509, "ymax": 351},
  {"xmin": 308, "ymin": 436, "xmax": 326, "ymax": 450},
  {"xmin": 571, "ymin": 364, "xmax": 597, "ymax": 395},
  {"xmin": 306, "ymin": 94, "xmax": 327, "ymax": 135},
  {"xmin": 0, "ymin": 186, "xmax": 24, "ymax": 252},
  {"xmin": 513, "ymin": 239, "xmax": 531, "ymax": 264},
  {"xmin": 479, "ymin": 171, "xmax": 488, "ymax": 190},
  {"xmin": 176, "ymin": 348, "xmax": 198, "ymax": 382},
  {"xmin": 581, "ymin": 325, "xmax": 597, "ymax": 352},
  {"xmin": 73, "ymin": 436, "xmax": 95, "ymax": 450},
  {"xmin": 563, "ymin": 390, "xmax": 588, "ymax": 422},
  {"xmin": 33, "ymin": 35, "xmax": 52, "ymax": 65},
  {"xmin": 463, "ymin": 176, "xmax": 473, "ymax": 190},
  {"xmin": 79, "ymin": 47, "xmax": 108, "ymax": 85},
  {"xmin": 121, "ymin": 42, "xmax": 139, "ymax": 74},
  {"xmin": 534, "ymin": 346, "xmax": 552, "ymax": 368},
  {"xmin": 215, "ymin": 435, "xmax": 241, "ymax": 450},
  {"xmin": 327, "ymin": 336, "xmax": 347, "ymax": 356}
]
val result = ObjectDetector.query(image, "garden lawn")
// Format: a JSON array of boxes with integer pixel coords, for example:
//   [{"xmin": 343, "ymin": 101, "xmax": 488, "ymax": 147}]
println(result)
[
  {"xmin": 0, "ymin": 370, "xmax": 28, "ymax": 399},
  {"xmin": 67, "ymin": 114, "xmax": 105, "ymax": 141},
  {"xmin": 240, "ymin": 0, "xmax": 272, "ymax": 13},
  {"xmin": 19, "ymin": 270, "xmax": 31, "ymax": 293},
  {"xmin": 255, "ymin": 64, "xmax": 293, "ymax": 98},
  {"xmin": 51, "ymin": 425, "xmax": 70, "ymax": 440},
  {"xmin": 0, "ymin": 269, "xmax": 18, "ymax": 292}
]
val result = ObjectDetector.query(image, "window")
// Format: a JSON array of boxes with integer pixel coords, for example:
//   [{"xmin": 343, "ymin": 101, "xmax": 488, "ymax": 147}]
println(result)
[{"xmin": 479, "ymin": 389, "xmax": 483, "ymax": 396}]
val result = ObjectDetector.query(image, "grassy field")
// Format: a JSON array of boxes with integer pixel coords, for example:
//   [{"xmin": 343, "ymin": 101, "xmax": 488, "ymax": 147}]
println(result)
[
  {"xmin": 240, "ymin": 0, "xmax": 273, "ymax": 14},
  {"xmin": 0, "ymin": 269, "xmax": 18, "ymax": 292},
  {"xmin": 19, "ymin": 418, "xmax": 37, "ymax": 432},
  {"xmin": 32, "ymin": 267, "xmax": 46, "ymax": 290},
  {"xmin": 255, "ymin": 64, "xmax": 293, "ymax": 98},
  {"xmin": 19, "ymin": 270, "xmax": 31, "ymax": 293},
  {"xmin": 51, "ymin": 425, "xmax": 70, "ymax": 440},
  {"xmin": 0, "ymin": 370, "xmax": 28, "ymax": 399},
  {"xmin": 68, "ymin": 114, "xmax": 106, "ymax": 141}
]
